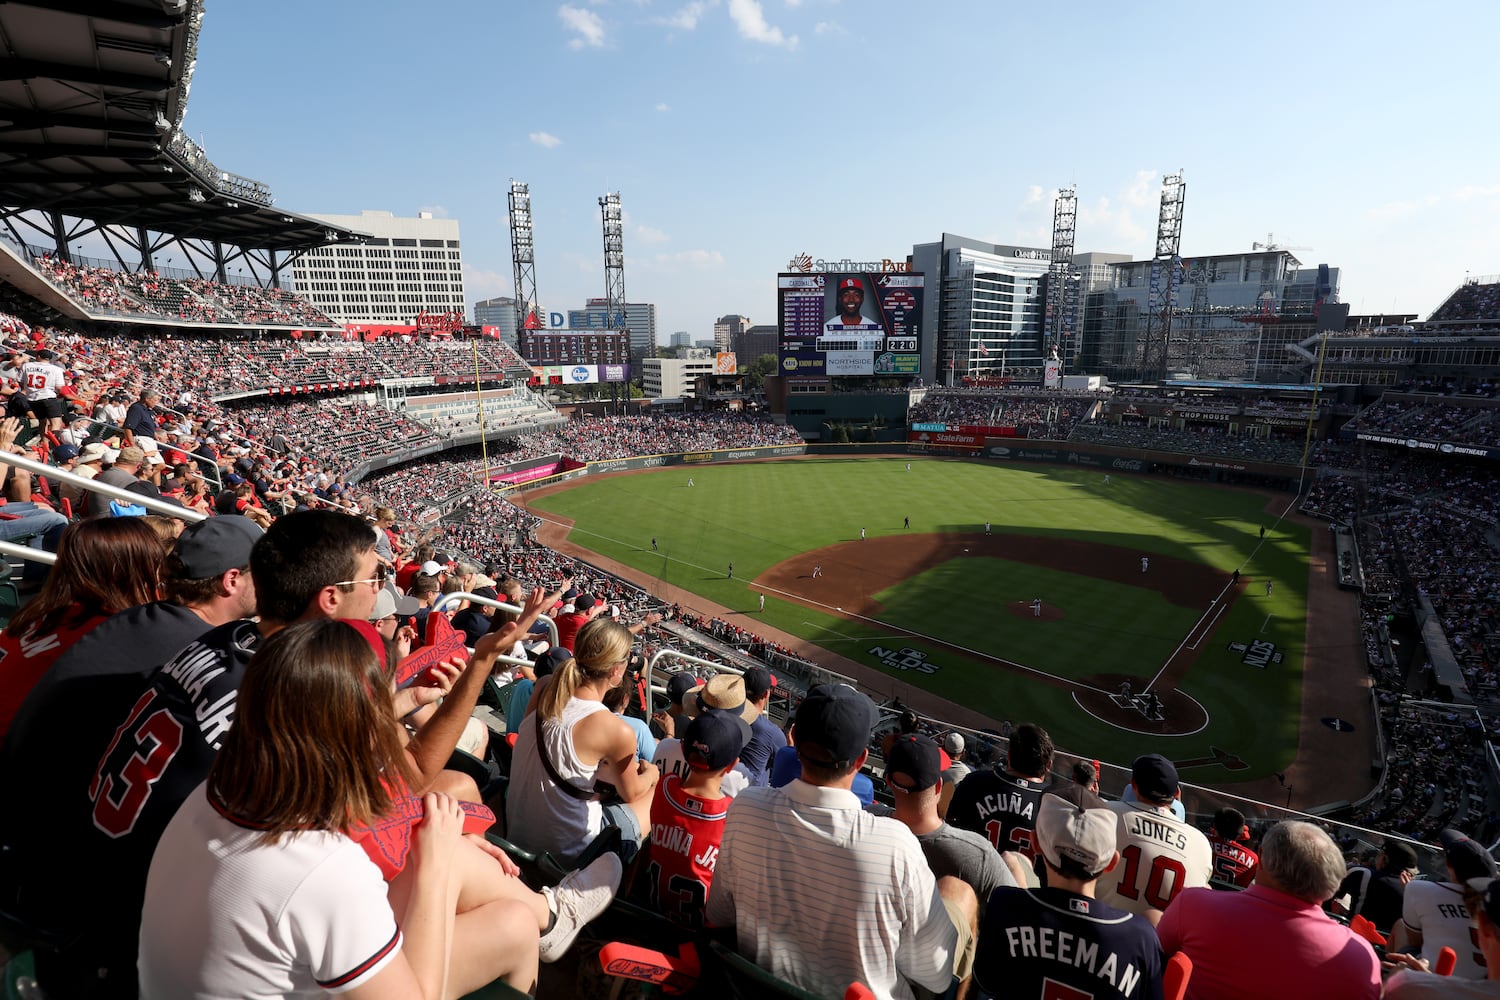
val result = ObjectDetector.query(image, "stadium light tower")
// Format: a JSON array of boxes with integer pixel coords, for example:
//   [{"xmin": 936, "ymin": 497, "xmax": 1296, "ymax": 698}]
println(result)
[
  {"xmin": 508, "ymin": 180, "xmax": 539, "ymax": 335},
  {"xmin": 1138, "ymin": 171, "xmax": 1186, "ymax": 381},
  {"xmin": 599, "ymin": 192, "xmax": 626, "ymax": 335},
  {"xmin": 1047, "ymin": 186, "xmax": 1077, "ymax": 378}
]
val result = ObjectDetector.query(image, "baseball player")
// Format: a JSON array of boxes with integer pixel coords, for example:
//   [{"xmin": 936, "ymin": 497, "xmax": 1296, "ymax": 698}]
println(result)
[{"xmin": 1032, "ymin": 598, "xmax": 1043, "ymax": 618}]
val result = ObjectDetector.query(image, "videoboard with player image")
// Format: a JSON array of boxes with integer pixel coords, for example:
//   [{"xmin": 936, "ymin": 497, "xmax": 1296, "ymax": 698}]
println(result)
[{"xmin": 778, "ymin": 271, "xmax": 924, "ymax": 377}]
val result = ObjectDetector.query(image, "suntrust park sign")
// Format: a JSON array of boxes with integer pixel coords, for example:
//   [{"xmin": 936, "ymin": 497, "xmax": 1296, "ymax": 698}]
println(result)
[{"xmin": 787, "ymin": 252, "xmax": 912, "ymax": 273}]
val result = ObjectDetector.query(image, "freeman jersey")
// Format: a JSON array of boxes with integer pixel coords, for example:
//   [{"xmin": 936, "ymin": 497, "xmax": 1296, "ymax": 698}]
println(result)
[
  {"xmin": 1208, "ymin": 832, "xmax": 1260, "ymax": 888},
  {"xmin": 976, "ymin": 886, "xmax": 1164, "ymax": 1000},
  {"xmin": 1095, "ymin": 801, "xmax": 1213, "ymax": 918},
  {"xmin": 645, "ymin": 773, "xmax": 732, "ymax": 930},
  {"xmin": 946, "ymin": 768, "xmax": 1049, "ymax": 861},
  {"xmin": 1401, "ymin": 879, "xmax": 1487, "ymax": 979}
]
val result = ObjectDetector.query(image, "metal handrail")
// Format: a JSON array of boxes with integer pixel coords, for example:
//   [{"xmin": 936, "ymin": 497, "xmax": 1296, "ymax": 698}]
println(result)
[
  {"xmin": 0, "ymin": 539, "xmax": 55, "ymax": 567},
  {"xmin": 432, "ymin": 591, "xmax": 557, "ymax": 669},
  {"xmin": 0, "ymin": 450, "xmax": 209, "ymax": 524},
  {"xmin": 643, "ymin": 649, "xmax": 742, "ymax": 701}
]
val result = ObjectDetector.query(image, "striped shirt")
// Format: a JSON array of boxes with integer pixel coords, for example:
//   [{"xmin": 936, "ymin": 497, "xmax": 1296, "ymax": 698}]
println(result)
[{"xmin": 704, "ymin": 779, "xmax": 956, "ymax": 1000}]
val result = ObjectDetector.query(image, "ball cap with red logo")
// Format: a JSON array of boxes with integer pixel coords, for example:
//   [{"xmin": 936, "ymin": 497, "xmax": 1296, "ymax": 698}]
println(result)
[{"xmin": 839, "ymin": 278, "xmax": 863, "ymax": 292}]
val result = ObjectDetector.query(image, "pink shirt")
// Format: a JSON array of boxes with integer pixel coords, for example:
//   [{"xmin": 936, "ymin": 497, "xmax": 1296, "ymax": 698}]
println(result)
[{"xmin": 1157, "ymin": 884, "xmax": 1380, "ymax": 1000}]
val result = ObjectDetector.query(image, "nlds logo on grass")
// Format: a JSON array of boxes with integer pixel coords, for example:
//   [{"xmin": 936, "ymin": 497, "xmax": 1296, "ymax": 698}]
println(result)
[{"xmin": 868, "ymin": 645, "xmax": 939, "ymax": 675}]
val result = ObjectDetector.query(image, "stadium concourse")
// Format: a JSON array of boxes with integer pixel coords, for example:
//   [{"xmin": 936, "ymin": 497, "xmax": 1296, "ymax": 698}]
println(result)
[{"xmin": 0, "ymin": 289, "xmax": 1499, "ymax": 996}]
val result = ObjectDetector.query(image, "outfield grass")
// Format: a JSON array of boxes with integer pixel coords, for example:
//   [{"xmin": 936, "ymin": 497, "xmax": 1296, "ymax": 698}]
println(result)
[{"xmin": 526, "ymin": 457, "xmax": 1311, "ymax": 777}]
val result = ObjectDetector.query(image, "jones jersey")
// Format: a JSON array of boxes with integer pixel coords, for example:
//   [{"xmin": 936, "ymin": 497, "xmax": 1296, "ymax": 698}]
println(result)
[
  {"xmin": 946, "ymin": 768, "xmax": 1049, "ymax": 861},
  {"xmin": 1095, "ymin": 801, "xmax": 1213, "ymax": 918},
  {"xmin": 646, "ymin": 773, "xmax": 732, "ymax": 930}
]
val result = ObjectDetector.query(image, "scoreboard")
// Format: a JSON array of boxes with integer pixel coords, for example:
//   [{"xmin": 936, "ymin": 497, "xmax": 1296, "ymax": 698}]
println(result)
[{"xmin": 778, "ymin": 271, "xmax": 924, "ymax": 378}]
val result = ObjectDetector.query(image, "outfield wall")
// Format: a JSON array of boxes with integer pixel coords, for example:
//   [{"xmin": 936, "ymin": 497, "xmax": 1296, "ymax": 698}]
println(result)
[{"xmin": 504, "ymin": 443, "xmax": 809, "ymax": 493}]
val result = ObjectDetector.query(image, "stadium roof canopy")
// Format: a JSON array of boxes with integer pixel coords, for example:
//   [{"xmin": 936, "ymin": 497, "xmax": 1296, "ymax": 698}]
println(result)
[{"xmin": 0, "ymin": 0, "xmax": 359, "ymax": 252}]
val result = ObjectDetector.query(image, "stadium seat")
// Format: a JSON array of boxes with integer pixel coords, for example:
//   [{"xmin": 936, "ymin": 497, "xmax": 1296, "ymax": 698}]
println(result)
[
  {"xmin": 597, "ymin": 940, "xmax": 701, "ymax": 997},
  {"xmin": 1163, "ymin": 952, "xmax": 1192, "ymax": 1000}
]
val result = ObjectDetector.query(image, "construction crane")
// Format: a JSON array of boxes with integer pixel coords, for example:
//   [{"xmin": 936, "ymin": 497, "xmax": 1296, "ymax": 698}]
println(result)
[{"xmin": 1252, "ymin": 233, "xmax": 1311, "ymax": 253}]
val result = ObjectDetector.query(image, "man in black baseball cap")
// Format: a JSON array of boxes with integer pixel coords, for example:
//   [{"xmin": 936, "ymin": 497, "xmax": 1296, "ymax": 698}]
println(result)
[
  {"xmin": 887, "ymin": 733, "xmax": 1016, "ymax": 922},
  {"xmin": 706, "ymin": 682, "xmax": 973, "ymax": 998}
]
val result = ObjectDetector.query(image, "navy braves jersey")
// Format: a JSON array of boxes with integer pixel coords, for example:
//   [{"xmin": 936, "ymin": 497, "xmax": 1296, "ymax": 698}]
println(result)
[
  {"xmin": 947, "ymin": 768, "xmax": 1049, "ymax": 861},
  {"xmin": 976, "ymin": 886, "xmax": 1164, "ymax": 1000}
]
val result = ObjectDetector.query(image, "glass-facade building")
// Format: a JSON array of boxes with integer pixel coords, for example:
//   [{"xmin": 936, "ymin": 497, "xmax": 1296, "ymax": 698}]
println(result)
[
  {"xmin": 910, "ymin": 234, "xmax": 1053, "ymax": 384},
  {"xmin": 1081, "ymin": 250, "xmax": 1342, "ymax": 382}
]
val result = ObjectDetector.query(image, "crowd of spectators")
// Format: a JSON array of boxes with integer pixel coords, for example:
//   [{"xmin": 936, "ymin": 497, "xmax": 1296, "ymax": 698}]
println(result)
[
  {"xmin": 33, "ymin": 255, "xmax": 342, "ymax": 329},
  {"xmin": 908, "ymin": 388, "xmax": 1094, "ymax": 438},
  {"xmin": 1068, "ymin": 420, "xmax": 1310, "ymax": 465},
  {"xmin": 1347, "ymin": 396, "xmax": 1500, "ymax": 448},
  {"xmin": 1428, "ymin": 278, "xmax": 1500, "ymax": 324},
  {"xmin": 9, "ymin": 298, "xmax": 1500, "ymax": 996}
]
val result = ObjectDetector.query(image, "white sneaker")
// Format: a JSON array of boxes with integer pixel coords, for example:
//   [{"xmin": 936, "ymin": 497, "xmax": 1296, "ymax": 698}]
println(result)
[{"xmin": 537, "ymin": 852, "xmax": 622, "ymax": 963}]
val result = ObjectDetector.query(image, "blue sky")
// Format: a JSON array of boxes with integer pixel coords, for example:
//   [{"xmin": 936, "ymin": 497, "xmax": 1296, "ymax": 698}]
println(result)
[{"xmin": 186, "ymin": 0, "xmax": 1500, "ymax": 343}]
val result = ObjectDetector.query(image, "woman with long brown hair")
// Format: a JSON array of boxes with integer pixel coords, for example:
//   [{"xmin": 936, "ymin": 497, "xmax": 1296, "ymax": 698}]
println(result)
[
  {"xmin": 0, "ymin": 516, "xmax": 162, "ymax": 739},
  {"xmin": 138, "ymin": 618, "xmax": 540, "ymax": 998},
  {"xmin": 507, "ymin": 617, "xmax": 660, "ymax": 863}
]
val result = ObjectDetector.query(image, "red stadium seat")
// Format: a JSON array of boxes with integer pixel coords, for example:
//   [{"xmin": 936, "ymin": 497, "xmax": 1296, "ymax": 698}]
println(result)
[{"xmin": 1163, "ymin": 952, "xmax": 1192, "ymax": 1000}]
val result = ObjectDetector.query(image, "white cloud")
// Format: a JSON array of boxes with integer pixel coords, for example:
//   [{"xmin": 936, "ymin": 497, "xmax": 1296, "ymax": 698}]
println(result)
[
  {"xmin": 656, "ymin": 102, "xmax": 671, "ymax": 112},
  {"xmin": 1022, "ymin": 185, "xmax": 1044, "ymax": 207},
  {"xmin": 559, "ymin": 4, "xmax": 606, "ymax": 48},
  {"xmin": 727, "ymin": 0, "xmax": 797, "ymax": 48},
  {"xmin": 636, "ymin": 224, "xmax": 671, "ymax": 244},
  {"xmin": 655, "ymin": 0, "xmax": 715, "ymax": 30},
  {"xmin": 813, "ymin": 20, "xmax": 844, "ymax": 35},
  {"xmin": 1123, "ymin": 169, "xmax": 1158, "ymax": 208},
  {"xmin": 529, "ymin": 131, "xmax": 563, "ymax": 149}
]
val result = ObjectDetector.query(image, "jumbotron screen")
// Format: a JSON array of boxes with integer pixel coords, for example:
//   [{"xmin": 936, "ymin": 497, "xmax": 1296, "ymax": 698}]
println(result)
[{"xmin": 777, "ymin": 271, "xmax": 924, "ymax": 377}]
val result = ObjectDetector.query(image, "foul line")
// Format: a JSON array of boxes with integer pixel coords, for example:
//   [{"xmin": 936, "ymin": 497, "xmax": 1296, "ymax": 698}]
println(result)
[{"xmin": 1142, "ymin": 497, "xmax": 1300, "ymax": 694}]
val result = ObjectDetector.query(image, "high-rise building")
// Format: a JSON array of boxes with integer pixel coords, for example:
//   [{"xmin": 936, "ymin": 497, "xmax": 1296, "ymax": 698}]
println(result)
[
  {"xmin": 713, "ymin": 315, "xmax": 752, "ymax": 353},
  {"xmin": 910, "ymin": 234, "xmax": 1054, "ymax": 384},
  {"xmin": 669, "ymin": 331, "xmax": 691, "ymax": 348},
  {"xmin": 568, "ymin": 299, "xmax": 658, "ymax": 366},
  {"xmin": 734, "ymin": 324, "xmax": 778, "ymax": 365},
  {"xmin": 473, "ymin": 296, "xmax": 518, "ymax": 346},
  {"xmin": 290, "ymin": 210, "xmax": 465, "ymax": 323}
]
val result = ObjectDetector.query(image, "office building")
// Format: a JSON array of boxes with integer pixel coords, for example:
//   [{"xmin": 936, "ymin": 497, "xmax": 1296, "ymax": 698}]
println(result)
[
  {"xmin": 734, "ymin": 324, "xmax": 778, "ymax": 365},
  {"xmin": 642, "ymin": 357, "xmax": 716, "ymax": 399},
  {"xmin": 473, "ymin": 296, "xmax": 518, "ymax": 346},
  {"xmin": 910, "ymin": 234, "xmax": 1055, "ymax": 384},
  {"xmin": 1080, "ymin": 250, "xmax": 1342, "ymax": 382},
  {"xmin": 713, "ymin": 315, "xmax": 753, "ymax": 353},
  {"xmin": 291, "ymin": 210, "xmax": 465, "ymax": 323}
]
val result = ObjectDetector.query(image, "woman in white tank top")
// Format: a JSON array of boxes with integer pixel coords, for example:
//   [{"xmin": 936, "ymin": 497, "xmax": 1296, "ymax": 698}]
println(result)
[{"xmin": 508, "ymin": 618, "xmax": 660, "ymax": 862}]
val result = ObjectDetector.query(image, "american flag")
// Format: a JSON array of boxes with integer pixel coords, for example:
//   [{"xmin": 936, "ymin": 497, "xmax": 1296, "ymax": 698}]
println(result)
[{"xmin": 978, "ymin": 343, "xmax": 989, "ymax": 356}]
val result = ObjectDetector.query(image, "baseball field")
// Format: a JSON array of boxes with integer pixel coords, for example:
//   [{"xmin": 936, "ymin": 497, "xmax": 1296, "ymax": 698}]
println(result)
[{"xmin": 524, "ymin": 456, "xmax": 1319, "ymax": 781}]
